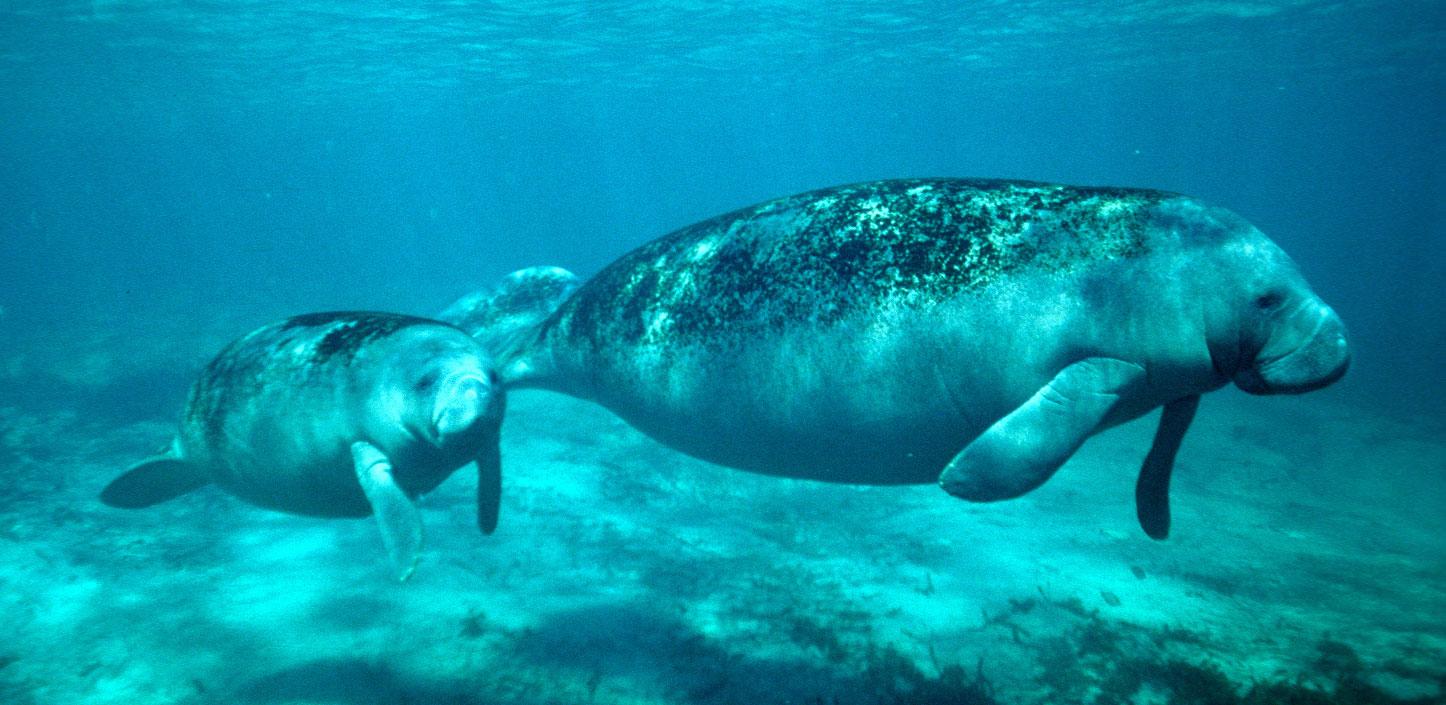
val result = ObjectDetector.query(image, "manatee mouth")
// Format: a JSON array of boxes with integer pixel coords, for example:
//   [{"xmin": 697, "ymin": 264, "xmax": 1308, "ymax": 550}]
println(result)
[
  {"xmin": 1238, "ymin": 348, "xmax": 1349, "ymax": 394},
  {"xmin": 1236, "ymin": 304, "xmax": 1350, "ymax": 395}
]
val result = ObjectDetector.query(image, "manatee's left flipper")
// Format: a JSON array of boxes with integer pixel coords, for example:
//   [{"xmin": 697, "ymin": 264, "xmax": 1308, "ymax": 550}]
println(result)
[
  {"xmin": 940, "ymin": 358, "xmax": 1147, "ymax": 501},
  {"xmin": 475, "ymin": 427, "xmax": 502, "ymax": 535},
  {"xmin": 1135, "ymin": 395, "xmax": 1200, "ymax": 541},
  {"xmin": 350, "ymin": 441, "xmax": 423, "ymax": 582}
]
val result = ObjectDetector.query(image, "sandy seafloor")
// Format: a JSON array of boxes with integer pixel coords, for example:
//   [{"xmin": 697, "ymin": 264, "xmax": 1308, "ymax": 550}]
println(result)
[{"xmin": 1, "ymin": 318, "xmax": 1443, "ymax": 705}]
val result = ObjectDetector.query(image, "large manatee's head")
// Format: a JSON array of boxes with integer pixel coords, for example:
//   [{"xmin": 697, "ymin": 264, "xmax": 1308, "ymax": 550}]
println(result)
[
  {"xmin": 1178, "ymin": 204, "xmax": 1350, "ymax": 395},
  {"xmin": 1231, "ymin": 278, "xmax": 1350, "ymax": 395}
]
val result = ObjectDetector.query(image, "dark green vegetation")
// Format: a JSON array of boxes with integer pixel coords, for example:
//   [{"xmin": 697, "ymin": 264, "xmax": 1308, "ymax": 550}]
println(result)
[
  {"xmin": 768, "ymin": 597, "xmax": 1444, "ymax": 705},
  {"xmin": 1086, "ymin": 649, "xmax": 1446, "ymax": 705},
  {"xmin": 858, "ymin": 645, "xmax": 998, "ymax": 704},
  {"xmin": 973, "ymin": 591, "xmax": 1444, "ymax": 705}
]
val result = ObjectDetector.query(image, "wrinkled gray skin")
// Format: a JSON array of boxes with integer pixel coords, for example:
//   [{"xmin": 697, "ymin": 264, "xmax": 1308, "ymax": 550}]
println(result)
[
  {"xmin": 466, "ymin": 179, "xmax": 1350, "ymax": 539},
  {"xmin": 101, "ymin": 312, "xmax": 503, "ymax": 579}
]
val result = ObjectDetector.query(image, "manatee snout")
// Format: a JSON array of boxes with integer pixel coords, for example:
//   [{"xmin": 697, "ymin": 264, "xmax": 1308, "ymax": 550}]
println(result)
[
  {"xmin": 431, "ymin": 371, "xmax": 498, "ymax": 441},
  {"xmin": 1237, "ymin": 300, "xmax": 1350, "ymax": 395}
]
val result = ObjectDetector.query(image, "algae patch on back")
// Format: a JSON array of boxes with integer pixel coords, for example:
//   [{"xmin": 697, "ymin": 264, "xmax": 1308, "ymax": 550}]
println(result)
[
  {"xmin": 554, "ymin": 178, "xmax": 1170, "ymax": 350},
  {"xmin": 183, "ymin": 312, "xmax": 433, "ymax": 448}
]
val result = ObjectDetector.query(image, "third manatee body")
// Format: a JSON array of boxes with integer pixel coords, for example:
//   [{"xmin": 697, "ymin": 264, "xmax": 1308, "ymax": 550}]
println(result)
[{"xmin": 453, "ymin": 179, "xmax": 1350, "ymax": 537}]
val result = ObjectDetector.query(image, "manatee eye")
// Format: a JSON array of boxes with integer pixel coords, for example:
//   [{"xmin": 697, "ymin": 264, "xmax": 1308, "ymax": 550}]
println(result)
[
  {"xmin": 1254, "ymin": 291, "xmax": 1285, "ymax": 311},
  {"xmin": 414, "ymin": 371, "xmax": 439, "ymax": 391}
]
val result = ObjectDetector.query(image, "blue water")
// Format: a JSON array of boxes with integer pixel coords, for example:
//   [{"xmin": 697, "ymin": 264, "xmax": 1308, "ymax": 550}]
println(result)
[
  {"xmin": 1, "ymin": 2, "xmax": 1443, "ymax": 704},
  {"xmin": 3, "ymin": 1, "xmax": 1442, "ymax": 416}
]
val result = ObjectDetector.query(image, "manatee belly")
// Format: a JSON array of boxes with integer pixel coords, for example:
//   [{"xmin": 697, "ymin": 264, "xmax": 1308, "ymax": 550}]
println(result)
[
  {"xmin": 200, "ymin": 416, "xmax": 373, "ymax": 517},
  {"xmin": 541, "ymin": 306, "xmax": 1067, "ymax": 484},
  {"xmin": 602, "ymin": 400, "xmax": 967, "ymax": 484}
]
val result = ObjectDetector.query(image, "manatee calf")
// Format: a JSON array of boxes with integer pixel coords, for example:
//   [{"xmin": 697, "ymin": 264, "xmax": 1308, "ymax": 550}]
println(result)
[
  {"xmin": 451, "ymin": 179, "xmax": 1350, "ymax": 538},
  {"xmin": 101, "ymin": 312, "xmax": 505, "ymax": 580}
]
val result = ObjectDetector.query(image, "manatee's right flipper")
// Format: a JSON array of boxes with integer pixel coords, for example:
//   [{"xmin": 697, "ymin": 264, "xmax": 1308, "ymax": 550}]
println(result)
[
  {"xmin": 101, "ymin": 446, "xmax": 209, "ymax": 508},
  {"xmin": 475, "ymin": 424, "xmax": 502, "ymax": 535},
  {"xmin": 939, "ymin": 358, "xmax": 1147, "ymax": 502},
  {"xmin": 1135, "ymin": 395, "xmax": 1200, "ymax": 541},
  {"xmin": 437, "ymin": 266, "xmax": 580, "ymax": 358},
  {"xmin": 351, "ymin": 441, "xmax": 423, "ymax": 582}
]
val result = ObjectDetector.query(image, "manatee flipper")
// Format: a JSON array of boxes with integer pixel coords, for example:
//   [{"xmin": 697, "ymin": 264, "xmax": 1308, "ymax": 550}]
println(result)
[
  {"xmin": 350, "ymin": 441, "xmax": 423, "ymax": 582},
  {"xmin": 475, "ymin": 427, "xmax": 502, "ymax": 535},
  {"xmin": 101, "ymin": 449, "xmax": 209, "ymax": 508},
  {"xmin": 1135, "ymin": 395, "xmax": 1200, "ymax": 540},
  {"xmin": 940, "ymin": 358, "xmax": 1147, "ymax": 501}
]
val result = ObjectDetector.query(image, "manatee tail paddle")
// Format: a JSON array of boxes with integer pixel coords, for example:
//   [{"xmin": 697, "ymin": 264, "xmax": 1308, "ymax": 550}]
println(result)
[
  {"xmin": 437, "ymin": 266, "xmax": 579, "ymax": 362},
  {"xmin": 101, "ymin": 447, "xmax": 209, "ymax": 508}
]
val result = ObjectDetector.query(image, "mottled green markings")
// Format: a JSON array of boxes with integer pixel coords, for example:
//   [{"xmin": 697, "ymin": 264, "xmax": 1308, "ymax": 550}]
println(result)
[
  {"xmin": 295, "ymin": 313, "xmax": 428, "ymax": 365},
  {"xmin": 185, "ymin": 312, "xmax": 433, "ymax": 448},
  {"xmin": 558, "ymin": 179, "xmax": 1172, "ymax": 350}
]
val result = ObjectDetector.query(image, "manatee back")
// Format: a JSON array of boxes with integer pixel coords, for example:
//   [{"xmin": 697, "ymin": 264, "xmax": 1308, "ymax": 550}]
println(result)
[
  {"xmin": 543, "ymin": 179, "xmax": 1177, "ymax": 353},
  {"xmin": 181, "ymin": 313, "xmax": 436, "ymax": 453},
  {"xmin": 437, "ymin": 266, "xmax": 580, "ymax": 363}
]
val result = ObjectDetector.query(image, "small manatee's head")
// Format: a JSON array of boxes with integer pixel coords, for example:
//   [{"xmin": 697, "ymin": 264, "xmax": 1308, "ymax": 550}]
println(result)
[
  {"xmin": 366, "ymin": 325, "xmax": 503, "ymax": 454},
  {"xmin": 425, "ymin": 362, "xmax": 499, "ymax": 444},
  {"xmin": 1192, "ymin": 212, "xmax": 1350, "ymax": 395},
  {"xmin": 405, "ymin": 342, "xmax": 501, "ymax": 449}
]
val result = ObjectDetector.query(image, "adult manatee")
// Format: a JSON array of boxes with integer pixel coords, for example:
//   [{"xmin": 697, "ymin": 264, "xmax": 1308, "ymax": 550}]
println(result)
[{"xmin": 451, "ymin": 179, "xmax": 1350, "ymax": 538}]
